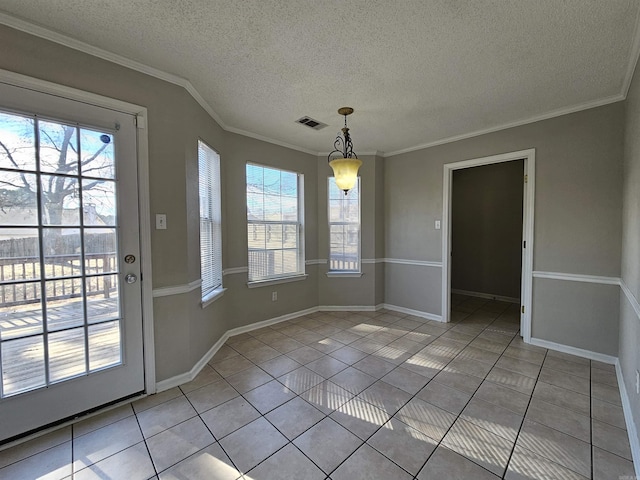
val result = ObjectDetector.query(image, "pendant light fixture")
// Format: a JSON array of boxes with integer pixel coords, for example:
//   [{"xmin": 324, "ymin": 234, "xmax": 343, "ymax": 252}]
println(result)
[{"xmin": 328, "ymin": 107, "xmax": 362, "ymax": 194}]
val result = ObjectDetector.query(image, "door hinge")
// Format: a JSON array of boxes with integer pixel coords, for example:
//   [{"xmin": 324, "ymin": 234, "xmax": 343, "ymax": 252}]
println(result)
[
  {"xmin": 135, "ymin": 115, "xmax": 146, "ymax": 129},
  {"xmin": 521, "ymin": 305, "xmax": 525, "ymax": 314},
  {"xmin": 524, "ymin": 174, "xmax": 528, "ymax": 183},
  {"xmin": 523, "ymin": 240, "xmax": 526, "ymax": 248}
]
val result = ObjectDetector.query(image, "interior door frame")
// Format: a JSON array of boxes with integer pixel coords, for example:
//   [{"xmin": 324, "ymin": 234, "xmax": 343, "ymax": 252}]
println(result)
[
  {"xmin": 0, "ymin": 68, "xmax": 156, "ymax": 395},
  {"xmin": 441, "ymin": 148, "xmax": 535, "ymax": 342}
]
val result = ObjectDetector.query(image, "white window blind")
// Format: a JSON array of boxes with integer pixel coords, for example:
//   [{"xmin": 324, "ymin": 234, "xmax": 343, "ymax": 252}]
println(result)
[
  {"xmin": 328, "ymin": 177, "xmax": 360, "ymax": 272},
  {"xmin": 198, "ymin": 141, "xmax": 222, "ymax": 298},
  {"xmin": 246, "ymin": 163, "xmax": 304, "ymax": 282}
]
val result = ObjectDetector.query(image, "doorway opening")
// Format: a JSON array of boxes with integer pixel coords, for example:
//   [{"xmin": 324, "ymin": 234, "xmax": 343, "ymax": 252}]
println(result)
[{"xmin": 441, "ymin": 149, "xmax": 535, "ymax": 341}]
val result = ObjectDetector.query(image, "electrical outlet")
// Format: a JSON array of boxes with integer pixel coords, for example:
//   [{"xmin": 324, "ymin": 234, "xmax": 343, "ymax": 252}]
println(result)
[
  {"xmin": 636, "ymin": 370, "xmax": 639, "ymax": 395},
  {"xmin": 271, "ymin": 291, "xmax": 277, "ymax": 302}
]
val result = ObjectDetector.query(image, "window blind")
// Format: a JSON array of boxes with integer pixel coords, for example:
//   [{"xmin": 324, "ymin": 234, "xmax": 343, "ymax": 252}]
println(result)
[
  {"xmin": 328, "ymin": 177, "xmax": 360, "ymax": 272},
  {"xmin": 246, "ymin": 163, "xmax": 304, "ymax": 282},
  {"xmin": 198, "ymin": 141, "xmax": 222, "ymax": 297}
]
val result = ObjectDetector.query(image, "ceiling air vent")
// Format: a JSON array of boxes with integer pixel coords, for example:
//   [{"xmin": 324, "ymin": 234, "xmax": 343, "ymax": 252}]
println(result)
[{"xmin": 296, "ymin": 116, "xmax": 327, "ymax": 130}]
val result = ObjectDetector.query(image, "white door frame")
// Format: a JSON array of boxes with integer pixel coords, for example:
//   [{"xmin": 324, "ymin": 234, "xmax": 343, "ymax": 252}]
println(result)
[
  {"xmin": 0, "ymin": 68, "xmax": 157, "ymax": 394},
  {"xmin": 441, "ymin": 148, "xmax": 535, "ymax": 342}
]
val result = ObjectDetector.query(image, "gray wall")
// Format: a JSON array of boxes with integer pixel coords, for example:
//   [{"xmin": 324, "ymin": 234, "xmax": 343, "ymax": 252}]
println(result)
[
  {"xmin": 317, "ymin": 154, "xmax": 385, "ymax": 307},
  {"xmin": 0, "ymin": 25, "xmax": 323, "ymax": 382},
  {"xmin": 1, "ymin": 22, "xmax": 631, "ymax": 395},
  {"xmin": 621, "ymin": 56, "xmax": 640, "ymax": 459},
  {"xmin": 385, "ymin": 103, "xmax": 624, "ymax": 354},
  {"xmin": 451, "ymin": 160, "xmax": 523, "ymax": 299}
]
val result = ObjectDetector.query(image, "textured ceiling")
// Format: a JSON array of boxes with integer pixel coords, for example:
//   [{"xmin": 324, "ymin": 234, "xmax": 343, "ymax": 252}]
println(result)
[{"xmin": 0, "ymin": 1, "xmax": 639, "ymax": 155}]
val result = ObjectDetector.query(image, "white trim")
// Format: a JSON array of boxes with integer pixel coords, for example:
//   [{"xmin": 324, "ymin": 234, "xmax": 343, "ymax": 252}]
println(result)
[
  {"xmin": 156, "ymin": 333, "xmax": 230, "ymax": 392},
  {"xmin": 152, "ymin": 279, "xmax": 201, "ymax": 297},
  {"xmin": 0, "ymin": 13, "xmax": 317, "ymax": 157},
  {"xmin": 451, "ymin": 289, "xmax": 519, "ymax": 304},
  {"xmin": 319, "ymin": 305, "xmax": 380, "ymax": 312},
  {"xmin": 442, "ymin": 149, "xmax": 535, "ymax": 345},
  {"xmin": 532, "ymin": 271, "xmax": 621, "ymax": 285},
  {"xmin": 227, "ymin": 306, "xmax": 320, "ymax": 337},
  {"xmin": 326, "ymin": 272, "xmax": 363, "ymax": 278},
  {"xmin": 223, "ymin": 266, "xmax": 249, "ymax": 276},
  {"xmin": 385, "ymin": 96, "xmax": 624, "ymax": 157},
  {"xmin": 0, "ymin": 68, "xmax": 149, "ymax": 115},
  {"xmin": 156, "ymin": 306, "xmax": 320, "ymax": 391},
  {"xmin": 247, "ymin": 274, "xmax": 308, "ymax": 289},
  {"xmin": 621, "ymin": 280, "xmax": 640, "ymax": 320},
  {"xmin": 201, "ymin": 287, "xmax": 227, "ymax": 308},
  {"xmin": 305, "ymin": 259, "xmax": 328, "ymax": 265},
  {"xmin": 136, "ymin": 111, "xmax": 156, "ymax": 395},
  {"xmin": 1, "ymin": 12, "xmax": 631, "ymax": 161},
  {"xmin": 383, "ymin": 258, "xmax": 442, "ymax": 267},
  {"xmin": 382, "ymin": 304, "xmax": 443, "ymax": 322},
  {"xmin": 616, "ymin": 360, "xmax": 640, "ymax": 478},
  {"xmin": 0, "ymin": 68, "xmax": 157, "ymax": 396},
  {"xmin": 529, "ymin": 337, "xmax": 617, "ymax": 364}
]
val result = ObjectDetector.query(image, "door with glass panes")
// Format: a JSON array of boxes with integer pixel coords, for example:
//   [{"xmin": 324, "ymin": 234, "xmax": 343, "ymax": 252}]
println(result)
[{"xmin": 0, "ymin": 81, "xmax": 144, "ymax": 442}]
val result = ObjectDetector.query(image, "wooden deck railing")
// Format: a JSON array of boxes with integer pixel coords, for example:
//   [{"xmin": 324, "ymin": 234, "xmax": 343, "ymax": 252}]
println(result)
[{"xmin": 0, "ymin": 253, "xmax": 117, "ymax": 307}]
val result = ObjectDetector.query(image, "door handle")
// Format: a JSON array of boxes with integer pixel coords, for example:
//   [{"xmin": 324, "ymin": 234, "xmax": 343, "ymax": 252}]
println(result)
[{"xmin": 125, "ymin": 273, "xmax": 137, "ymax": 284}]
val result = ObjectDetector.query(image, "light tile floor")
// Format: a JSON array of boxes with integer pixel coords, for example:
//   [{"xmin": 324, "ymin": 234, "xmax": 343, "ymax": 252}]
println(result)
[{"xmin": 0, "ymin": 295, "xmax": 636, "ymax": 479}]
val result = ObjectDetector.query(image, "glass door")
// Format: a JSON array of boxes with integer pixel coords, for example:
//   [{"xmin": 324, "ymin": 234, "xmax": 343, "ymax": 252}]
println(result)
[{"xmin": 0, "ymin": 81, "xmax": 144, "ymax": 442}]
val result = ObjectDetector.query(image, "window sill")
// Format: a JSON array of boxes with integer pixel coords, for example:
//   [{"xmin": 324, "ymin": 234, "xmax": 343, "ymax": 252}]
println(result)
[
  {"xmin": 201, "ymin": 287, "xmax": 227, "ymax": 308},
  {"xmin": 326, "ymin": 272, "xmax": 363, "ymax": 278},
  {"xmin": 247, "ymin": 274, "xmax": 308, "ymax": 289}
]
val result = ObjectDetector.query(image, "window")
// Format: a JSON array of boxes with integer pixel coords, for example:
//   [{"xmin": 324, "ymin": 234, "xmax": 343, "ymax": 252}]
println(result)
[
  {"xmin": 246, "ymin": 163, "xmax": 304, "ymax": 282},
  {"xmin": 198, "ymin": 141, "xmax": 222, "ymax": 300},
  {"xmin": 328, "ymin": 177, "xmax": 360, "ymax": 272}
]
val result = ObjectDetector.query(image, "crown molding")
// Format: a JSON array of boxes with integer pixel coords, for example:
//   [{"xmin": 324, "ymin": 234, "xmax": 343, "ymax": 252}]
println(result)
[
  {"xmin": 384, "ymin": 94, "xmax": 625, "ymax": 157},
  {"xmin": 1, "ymin": 12, "xmax": 637, "ymax": 158}
]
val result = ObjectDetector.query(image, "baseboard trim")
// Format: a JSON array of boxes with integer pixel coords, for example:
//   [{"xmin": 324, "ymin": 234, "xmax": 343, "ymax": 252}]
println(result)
[
  {"xmin": 451, "ymin": 289, "xmax": 519, "ymax": 304},
  {"xmin": 382, "ymin": 303, "xmax": 443, "ymax": 322},
  {"xmin": 156, "ymin": 333, "xmax": 230, "ymax": 392},
  {"xmin": 319, "ymin": 305, "xmax": 379, "ymax": 312},
  {"xmin": 226, "ymin": 307, "xmax": 319, "ymax": 337},
  {"xmin": 155, "ymin": 306, "xmax": 319, "ymax": 392},
  {"xmin": 616, "ymin": 360, "xmax": 640, "ymax": 478},
  {"xmin": 529, "ymin": 337, "xmax": 617, "ymax": 364}
]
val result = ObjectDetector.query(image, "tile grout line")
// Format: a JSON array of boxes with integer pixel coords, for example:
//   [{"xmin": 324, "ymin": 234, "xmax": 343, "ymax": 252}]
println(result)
[
  {"xmin": 237, "ymin": 306, "xmax": 478, "ymax": 478},
  {"xmin": 409, "ymin": 304, "xmax": 520, "ymax": 480},
  {"xmin": 412, "ymin": 345, "xmax": 510, "ymax": 475},
  {"xmin": 500, "ymin": 345, "xmax": 549, "ymax": 479},
  {"xmin": 320, "ymin": 301, "xmax": 516, "ymax": 479},
  {"xmin": 133, "ymin": 407, "xmax": 159, "ymax": 479},
  {"xmin": 222, "ymin": 310, "xmax": 422, "ymax": 478},
  {"xmin": 179, "ymin": 381, "xmax": 246, "ymax": 478}
]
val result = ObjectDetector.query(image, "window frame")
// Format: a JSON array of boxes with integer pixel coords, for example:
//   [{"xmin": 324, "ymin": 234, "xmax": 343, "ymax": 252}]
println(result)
[
  {"xmin": 246, "ymin": 162, "xmax": 306, "ymax": 285},
  {"xmin": 327, "ymin": 176, "xmax": 361, "ymax": 275},
  {"xmin": 197, "ymin": 139, "xmax": 224, "ymax": 305}
]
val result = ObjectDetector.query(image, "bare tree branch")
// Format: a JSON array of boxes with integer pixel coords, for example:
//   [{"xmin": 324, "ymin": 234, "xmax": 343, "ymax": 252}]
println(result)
[{"xmin": 0, "ymin": 139, "xmax": 33, "ymax": 191}]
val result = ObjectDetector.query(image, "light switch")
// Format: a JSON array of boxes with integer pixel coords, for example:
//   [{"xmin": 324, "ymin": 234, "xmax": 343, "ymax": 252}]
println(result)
[
  {"xmin": 435, "ymin": 220, "xmax": 441, "ymax": 230},
  {"xmin": 156, "ymin": 214, "xmax": 167, "ymax": 230}
]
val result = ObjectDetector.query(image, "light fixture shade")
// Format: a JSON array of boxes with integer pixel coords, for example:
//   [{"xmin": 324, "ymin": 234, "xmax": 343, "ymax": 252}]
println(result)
[{"xmin": 329, "ymin": 157, "xmax": 362, "ymax": 192}]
